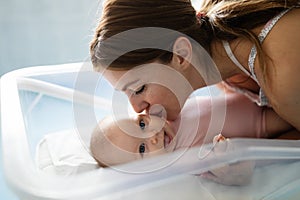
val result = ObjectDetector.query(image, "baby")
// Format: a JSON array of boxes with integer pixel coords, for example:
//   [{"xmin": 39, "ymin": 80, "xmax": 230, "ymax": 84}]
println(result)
[
  {"xmin": 90, "ymin": 92, "xmax": 292, "ymax": 168},
  {"xmin": 90, "ymin": 113, "xmax": 176, "ymax": 167}
]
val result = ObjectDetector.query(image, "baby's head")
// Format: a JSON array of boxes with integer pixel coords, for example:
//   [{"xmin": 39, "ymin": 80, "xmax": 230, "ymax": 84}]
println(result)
[{"xmin": 90, "ymin": 114, "xmax": 176, "ymax": 167}]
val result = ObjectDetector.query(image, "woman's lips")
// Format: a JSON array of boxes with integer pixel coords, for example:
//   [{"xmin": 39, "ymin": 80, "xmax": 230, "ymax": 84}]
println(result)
[
  {"xmin": 148, "ymin": 107, "xmax": 167, "ymax": 119},
  {"xmin": 149, "ymin": 110, "xmax": 163, "ymax": 118}
]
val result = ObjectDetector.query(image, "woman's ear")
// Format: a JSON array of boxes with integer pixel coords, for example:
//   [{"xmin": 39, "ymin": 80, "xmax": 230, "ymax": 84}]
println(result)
[{"xmin": 172, "ymin": 37, "xmax": 192, "ymax": 70}]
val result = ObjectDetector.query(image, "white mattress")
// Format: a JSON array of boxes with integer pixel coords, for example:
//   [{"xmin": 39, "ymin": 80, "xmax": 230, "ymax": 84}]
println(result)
[{"xmin": 36, "ymin": 129, "xmax": 99, "ymax": 175}]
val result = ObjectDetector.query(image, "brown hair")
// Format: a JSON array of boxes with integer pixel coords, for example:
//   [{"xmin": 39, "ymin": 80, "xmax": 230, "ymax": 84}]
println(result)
[{"xmin": 90, "ymin": 0, "xmax": 299, "ymax": 75}]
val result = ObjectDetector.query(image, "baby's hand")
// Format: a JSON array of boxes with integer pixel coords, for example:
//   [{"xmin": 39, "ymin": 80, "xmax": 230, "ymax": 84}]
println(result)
[
  {"xmin": 201, "ymin": 134, "xmax": 255, "ymax": 186},
  {"xmin": 213, "ymin": 133, "xmax": 227, "ymax": 144}
]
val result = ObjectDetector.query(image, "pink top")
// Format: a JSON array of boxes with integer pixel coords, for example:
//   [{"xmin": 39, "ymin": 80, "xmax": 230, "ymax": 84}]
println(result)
[{"xmin": 171, "ymin": 92, "xmax": 267, "ymax": 149}]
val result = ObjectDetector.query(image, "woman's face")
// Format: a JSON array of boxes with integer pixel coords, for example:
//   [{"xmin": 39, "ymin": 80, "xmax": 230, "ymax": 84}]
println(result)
[{"xmin": 103, "ymin": 62, "xmax": 193, "ymax": 121}]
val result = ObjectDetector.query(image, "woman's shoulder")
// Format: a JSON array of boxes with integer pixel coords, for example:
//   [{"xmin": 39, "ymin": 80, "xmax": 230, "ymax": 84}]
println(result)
[
  {"xmin": 263, "ymin": 8, "xmax": 300, "ymax": 47},
  {"xmin": 274, "ymin": 7, "xmax": 300, "ymax": 33},
  {"xmin": 259, "ymin": 8, "xmax": 300, "ymax": 129},
  {"xmin": 264, "ymin": 9, "xmax": 299, "ymax": 68},
  {"xmin": 258, "ymin": 8, "xmax": 300, "ymax": 83}
]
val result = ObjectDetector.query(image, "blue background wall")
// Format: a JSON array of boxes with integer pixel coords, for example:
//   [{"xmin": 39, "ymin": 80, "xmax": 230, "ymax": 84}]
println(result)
[
  {"xmin": 0, "ymin": 0, "xmax": 101, "ymax": 199},
  {"xmin": 0, "ymin": 0, "xmax": 100, "ymax": 76}
]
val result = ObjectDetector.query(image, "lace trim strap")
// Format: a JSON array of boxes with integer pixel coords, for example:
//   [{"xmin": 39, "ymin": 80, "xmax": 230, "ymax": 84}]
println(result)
[{"xmin": 222, "ymin": 40, "xmax": 251, "ymax": 77}]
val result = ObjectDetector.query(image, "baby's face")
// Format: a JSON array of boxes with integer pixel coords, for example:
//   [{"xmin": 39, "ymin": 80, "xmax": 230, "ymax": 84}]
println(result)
[{"xmin": 93, "ymin": 114, "xmax": 176, "ymax": 166}]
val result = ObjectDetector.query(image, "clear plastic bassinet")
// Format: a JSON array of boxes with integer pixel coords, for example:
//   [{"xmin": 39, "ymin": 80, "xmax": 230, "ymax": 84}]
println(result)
[{"xmin": 1, "ymin": 62, "xmax": 300, "ymax": 200}]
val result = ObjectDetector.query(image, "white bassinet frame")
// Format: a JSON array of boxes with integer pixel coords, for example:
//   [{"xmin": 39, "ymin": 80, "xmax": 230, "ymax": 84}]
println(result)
[{"xmin": 2, "ymin": 62, "xmax": 300, "ymax": 200}]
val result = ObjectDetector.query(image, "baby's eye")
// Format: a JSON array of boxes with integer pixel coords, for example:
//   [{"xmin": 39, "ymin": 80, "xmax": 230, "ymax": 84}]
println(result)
[
  {"xmin": 134, "ymin": 85, "xmax": 145, "ymax": 95},
  {"xmin": 139, "ymin": 119, "xmax": 146, "ymax": 130},
  {"xmin": 139, "ymin": 143, "xmax": 146, "ymax": 155}
]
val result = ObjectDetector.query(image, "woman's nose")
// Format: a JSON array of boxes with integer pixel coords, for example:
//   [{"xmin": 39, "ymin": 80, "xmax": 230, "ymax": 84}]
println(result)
[{"xmin": 128, "ymin": 96, "xmax": 149, "ymax": 113}]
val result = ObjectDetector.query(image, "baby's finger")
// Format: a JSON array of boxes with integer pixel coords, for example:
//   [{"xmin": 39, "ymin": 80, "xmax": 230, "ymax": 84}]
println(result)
[{"xmin": 213, "ymin": 134, "xmax": 226, "ymax": 145}]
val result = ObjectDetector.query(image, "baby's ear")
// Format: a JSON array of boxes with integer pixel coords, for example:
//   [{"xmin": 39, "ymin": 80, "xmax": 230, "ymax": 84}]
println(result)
[{"xmin": 172, "ymin": 37, "xmax": 192, "ymax": 70}]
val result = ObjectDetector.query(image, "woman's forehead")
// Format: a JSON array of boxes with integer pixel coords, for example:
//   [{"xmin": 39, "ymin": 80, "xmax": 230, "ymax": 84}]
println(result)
[
  {"xmin": 103, "ymin": 69, "xmax": 139, "ymax": 90},
  {"xmin": 103, "ymin": 63, "xmax": 175, "ymax": 88}
]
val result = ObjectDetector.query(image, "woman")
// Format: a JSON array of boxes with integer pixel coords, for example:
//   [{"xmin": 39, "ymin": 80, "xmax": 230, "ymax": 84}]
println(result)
[{"xmin": 90, "ymin": 0, "xmax": 300, "ymax": 133}]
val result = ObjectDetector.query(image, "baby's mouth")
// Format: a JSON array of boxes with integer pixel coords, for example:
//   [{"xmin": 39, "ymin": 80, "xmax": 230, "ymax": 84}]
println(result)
[{"xmin": 164, "ymin": 131, "xmax": 173, "ymax": 148}]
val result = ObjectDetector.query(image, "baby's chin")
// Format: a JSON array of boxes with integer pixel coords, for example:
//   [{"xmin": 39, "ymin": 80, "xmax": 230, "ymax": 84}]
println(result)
[{"xmin": 147, "ymin": 139, "xmax": 177, "ymax": 157}]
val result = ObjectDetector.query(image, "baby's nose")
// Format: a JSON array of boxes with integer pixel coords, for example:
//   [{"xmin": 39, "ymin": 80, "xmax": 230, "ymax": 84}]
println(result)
[
  {"xmin": 150, "ymin": 137, "xmax": 158, "ymax": 145},
  {"xmin": 148, "ymin": 131, "xmax": 164, "ymax": 146}
]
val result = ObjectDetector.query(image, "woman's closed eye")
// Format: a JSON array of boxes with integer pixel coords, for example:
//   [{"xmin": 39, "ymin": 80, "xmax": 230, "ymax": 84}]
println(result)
[{"xmin": 134, "ymin": 85, "xmax": 145, "ymax": 95}]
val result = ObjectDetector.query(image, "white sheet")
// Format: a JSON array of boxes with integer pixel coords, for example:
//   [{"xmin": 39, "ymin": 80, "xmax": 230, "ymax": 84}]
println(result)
[
  {"xmin": 35, "ymin": 129, "xmax": 99, "ymax": 176},
  {"xmin": 197, "ymin": 161, "xmax": 300, "ymax": 200}
]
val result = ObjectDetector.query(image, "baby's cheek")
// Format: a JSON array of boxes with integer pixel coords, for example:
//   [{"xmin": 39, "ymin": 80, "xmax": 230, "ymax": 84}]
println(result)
[{"xmin": 146, "ymin": 148, "xmax": 167, "ymax": 158}]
